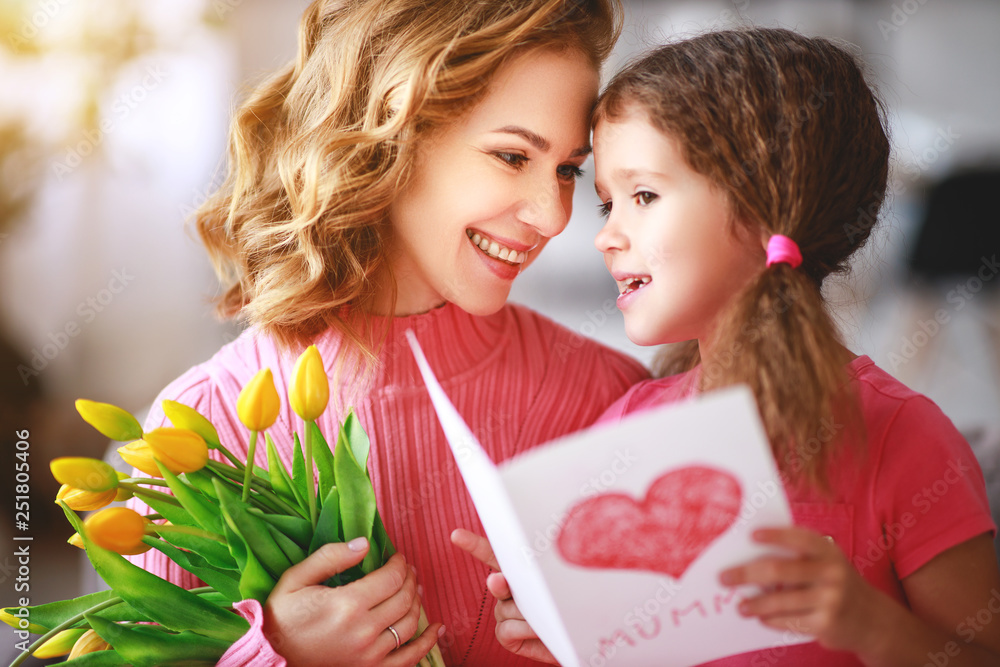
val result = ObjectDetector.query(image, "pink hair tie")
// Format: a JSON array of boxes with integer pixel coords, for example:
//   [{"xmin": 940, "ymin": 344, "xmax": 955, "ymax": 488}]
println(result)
[{"xmin": 766, "ymin": 234, "xmax": 803, "ymax": 269}]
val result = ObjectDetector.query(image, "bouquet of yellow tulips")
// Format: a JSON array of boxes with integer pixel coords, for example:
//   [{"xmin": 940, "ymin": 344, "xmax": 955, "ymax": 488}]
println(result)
[{"xmin": 2, "ymin": 345, "xmax": 445, "ymax": 667}]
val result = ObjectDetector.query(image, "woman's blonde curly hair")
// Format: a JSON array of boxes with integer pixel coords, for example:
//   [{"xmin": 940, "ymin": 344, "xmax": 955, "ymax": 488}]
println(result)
[{"xmin": 196, "ymin": 0, "xmax": 622, "ymax": 359}]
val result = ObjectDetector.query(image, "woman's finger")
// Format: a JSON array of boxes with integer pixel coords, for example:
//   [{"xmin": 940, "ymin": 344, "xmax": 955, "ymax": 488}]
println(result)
[
  {"xmin": 384, "ymin": 623, "xmax": 445, "ymax": 667},
  {"xmin": 345, "ymin": 553, "xmax": 410, "ymax": 609},
  {"xmin": 495, "ymin": 597, "xmax": 526, "ymax": 623},
  {"xmin": 451, "ymin": 529, "xmax": 500, "ymax": 570},
  {"xmin": 486, "ymin": 572, "xmax": 512, "ymax": 600},
  {"xmin": 495, "ymin": 618, "xmax": 539, "ymax": 644},
  {"xmin": 369, "ymin": 564, "xmax": 417, "ymax": 629}
]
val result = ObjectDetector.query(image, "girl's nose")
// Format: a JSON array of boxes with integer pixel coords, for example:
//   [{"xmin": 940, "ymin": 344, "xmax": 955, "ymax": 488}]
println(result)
[{"xmin": 594, "ymin": 210, "xmax": 627, "ymax": 253}]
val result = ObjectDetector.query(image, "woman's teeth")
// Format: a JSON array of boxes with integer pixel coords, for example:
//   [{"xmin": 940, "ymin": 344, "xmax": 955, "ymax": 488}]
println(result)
[
  {"xmin": 467, "ymin": 230, "xmax": 527, "ymax": 265},
  {"xmin": 620, "ymin": 276, "xmax": 651, "ymax": 295}
]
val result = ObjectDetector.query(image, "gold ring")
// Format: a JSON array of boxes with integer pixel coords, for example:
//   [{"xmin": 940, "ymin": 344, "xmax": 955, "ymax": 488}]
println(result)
[{"xmin": 388, "ymin": 625, "xmax": 401, "ymax": 650}]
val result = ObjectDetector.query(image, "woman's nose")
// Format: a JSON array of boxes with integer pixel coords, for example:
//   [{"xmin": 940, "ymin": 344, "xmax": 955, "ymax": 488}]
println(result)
[{"xmin": 517, "ymin": 177, "xmax": 570, "ymax": 239}]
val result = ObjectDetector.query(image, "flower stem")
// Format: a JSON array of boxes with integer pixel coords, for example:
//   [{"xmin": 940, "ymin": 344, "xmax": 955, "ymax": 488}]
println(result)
[
  {"xmin": 121, "ymin": 483, "xmax": 181, "ymax": 506},
  {"xmin": 304, "ymin": 420, "xmax": 317, "ymax": 528},
  {"xmin": 206, "ymin": 460, "xmax": 304, "ymax": 517},
  {"xmin": 242, "ymin": 430, "xmax": 259, "ymax": 502},
  {"xmin": 146, "ymin": 523, "xmax": 226, "ymax": 544},
  {"xmin": 10, "ymin": 596, "xmax": 121, "ymax": 666}
]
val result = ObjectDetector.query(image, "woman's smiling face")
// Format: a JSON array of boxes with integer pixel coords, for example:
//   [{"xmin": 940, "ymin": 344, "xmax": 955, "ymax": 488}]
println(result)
[{"xmin": 384, "ymin": 47, "xmax": 600, "ymax": 316}]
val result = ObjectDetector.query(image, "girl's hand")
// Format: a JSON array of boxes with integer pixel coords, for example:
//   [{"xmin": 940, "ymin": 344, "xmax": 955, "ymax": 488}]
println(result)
[
  {"xmin": 451, "ymin": 529, "xmax": 558, "ymax": 664},
  {"xmin": 262, "ymin": 537, "xmax": 443, "ymax": 667},
  {"xmin": 719, "ymin": 526, "xmax": 883, "ymax": 654}
]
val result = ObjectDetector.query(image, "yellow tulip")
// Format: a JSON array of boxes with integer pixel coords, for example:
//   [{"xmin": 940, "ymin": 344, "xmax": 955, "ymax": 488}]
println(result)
[
  {"xmin": 50, "ymin": 458, "xmax": 119, "ymax": 492},
  {"xmin": 68, "ymin": 629, "xmax": 110, "ymax": 659},
  {"xmin": 237, "ymin": 369, "xmax": 281, "ymax": 431},
  {"xmin": 117, "ymin": 441, "xmax": 162, "ymax": 477},
  {"xmin": 143, "ymin": 427, "xmax": 209, "ymax": 474},
  {"xmin": 67, "ymin": 532, "xmax": 85, "ymax": 549},
  {"xmin": 289, "ymin": 345, "xmax": 329, "ymax": 421},
  {"xmin": 114, "ymin": 471, "xmax": 134, "ymax": 501},
  {"xmin": 0, "ymin": 609, "xmax": 47, "ymax": 634},
  {"xmin": 84, "ymin": 507, "xmax": 151, "ymax": 555},
  {"xmin": 33, "ymin": 628, "xmax": 87, "ymax": 659},
  {"xmin": 56, "ymin": 484, "xmax": 116, "ymax": 512},
  {"xmin": 162, "ymin": 399, "xmax": 221, "ymax": 448},
  {"xmin": 75, "ymin": 399, "xmax": 143, "ymax": 441}
]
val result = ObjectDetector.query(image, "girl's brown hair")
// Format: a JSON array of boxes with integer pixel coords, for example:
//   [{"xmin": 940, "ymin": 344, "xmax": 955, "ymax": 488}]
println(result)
[
  {"xmin": 195, "ymin": 0, "xmax": 622, "ymax": 360},
  {"xmin": 595, "ymin": 28, "xmax": 890, "ymax": 489}
]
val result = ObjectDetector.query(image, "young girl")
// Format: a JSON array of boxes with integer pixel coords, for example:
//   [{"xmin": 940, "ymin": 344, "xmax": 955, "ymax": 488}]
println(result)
[
  {"xmin": 456, "ymin": 28, "xmax": 1000, "ymax": 665},
  {"xmin": 129, "ymin": 1, "xmax": 648, "ymax": 666}
]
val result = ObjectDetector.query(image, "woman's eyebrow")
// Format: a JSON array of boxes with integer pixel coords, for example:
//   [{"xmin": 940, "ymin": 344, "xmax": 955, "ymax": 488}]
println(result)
[{"xmin": 490, "ymin": 125, "xmax": 592, "ymax": 158}]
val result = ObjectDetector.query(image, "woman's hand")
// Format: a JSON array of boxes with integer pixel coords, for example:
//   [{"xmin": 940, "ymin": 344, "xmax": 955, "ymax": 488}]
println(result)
[
  {"xmin": 451, "ymin": 529, "xmax": 558, "ymax": 664},
  {"xmin": 718, "ymin": 526, "xmax": 886, "ymax": 654},
  {"xmin": 262, "ymin": 537, "xmax": 443, "ymax": 667}
]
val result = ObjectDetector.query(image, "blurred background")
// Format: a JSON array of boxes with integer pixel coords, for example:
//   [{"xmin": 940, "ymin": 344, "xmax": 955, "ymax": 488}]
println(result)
[{"xmin": 1, "ymin": 0, "xmax": 998, "ymax": 662}]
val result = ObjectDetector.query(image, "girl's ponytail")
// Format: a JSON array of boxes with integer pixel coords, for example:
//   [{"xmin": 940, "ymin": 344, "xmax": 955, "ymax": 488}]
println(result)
[{"xmin": 597, "ymin": 28, "xmax": 889, "ymax": 489}]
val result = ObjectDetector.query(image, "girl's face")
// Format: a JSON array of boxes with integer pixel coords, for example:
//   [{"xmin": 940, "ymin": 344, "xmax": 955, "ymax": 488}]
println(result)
[
  {"xmin": 385, "ymin": 47, "xmax": 599, "ymax": 316},
  {"xmin": 593, "ymin": 112, "xmax": 764, "ymax": 346}
]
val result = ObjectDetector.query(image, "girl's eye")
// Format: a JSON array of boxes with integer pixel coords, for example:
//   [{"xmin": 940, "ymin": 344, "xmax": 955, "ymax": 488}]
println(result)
[
  {"xmin": 557, "ymin": 164, "xmax": 585, "ymax": 181},
  {"xmin": 494, "ymin": 152, "xmax": 528, "ymax": 169},
  {"xmin": 597, "ymin": 201, "xmax": 612, "ymax": 218},
  {"xmin": 635, "ymin": 191, "xmax": 658, "ymax": 206}
]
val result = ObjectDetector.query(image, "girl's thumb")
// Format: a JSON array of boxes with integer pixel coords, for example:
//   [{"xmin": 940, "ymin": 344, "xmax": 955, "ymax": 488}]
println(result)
[{"xmin": 275, "ymin": 538, "xmax": 369, "ymax": 593}]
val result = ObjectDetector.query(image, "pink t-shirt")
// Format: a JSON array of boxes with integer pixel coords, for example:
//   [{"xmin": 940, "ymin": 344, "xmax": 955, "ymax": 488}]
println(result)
[
  {"xmin": 129, "ymin": 302, "xmax": 648, "ymax": 666},
  {"xmin": 598, "ymin": 355, "xmax": 996, "ymax": 666}
]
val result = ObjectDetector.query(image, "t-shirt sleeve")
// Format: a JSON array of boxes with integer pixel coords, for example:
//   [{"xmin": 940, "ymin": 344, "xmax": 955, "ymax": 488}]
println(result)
[{"xmin": 877, "ymin": 396, "xmax": 996, "ymax": 579}]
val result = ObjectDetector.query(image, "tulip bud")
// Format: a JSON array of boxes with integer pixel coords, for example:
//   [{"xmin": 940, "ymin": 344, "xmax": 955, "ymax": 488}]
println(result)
[
  {"xmin": 68, "ymin": 629, "xmax": 110, "ymax": 659},
  {"xmin": 0, "ymin": 609, "xmax": 47, "ymax": 634},
  {"xmin": 56, "ymin": 484, "xmax": 116, "ymax": 512},
  {"xmin": 162, "ymin": 399, "xmax": 221, "ymax": 448},
  {"xmin": 67, "ymin": 532, "xmax": 85, "ymax": 549},
  {"xmin": 143, "ymin": 428, "xmax": 209, "ymax": 474},
  {"xmin": 117, "ymin": 441, "xmax": 162, "ymax": 477},
  {"xmin": 33, "ymin": 628, "xmax": 87, "ymax": 659},
  {"xmin": 50, "ymin": 458, "xmax": 119, "ymax": 492},
  {"xmin": 84, "ymin": 507, "xmax": 151, "ymax": 555},
  {"xmin": 114, "ymin": 471, "xmax": 133, "ymax": 501},
  {"xmin": 237, "ymin": 369, "xmax": 281, "ymax": 431},
  {"xmin": 289, "ymin": 345, "xmax": 329, "ymax": 421},
  {"xmin": 75, "ymin": 399, "xmax": 143, "ymax": 441}
]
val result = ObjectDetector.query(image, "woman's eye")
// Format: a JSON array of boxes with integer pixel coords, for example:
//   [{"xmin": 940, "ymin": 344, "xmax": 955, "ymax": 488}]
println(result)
[
  {"xmin": 557, "ymin": 164, "xmax": 585, "ymax": 181},
  {"xmin": 597, "ymin": 201, "xmax": 612, "ymax": 218},
  {"xmin": 635, "ymin": 191, "xmax": 658, "ymax": 206},
  {"xmin": 495, "ymin": 152, "xmax": 528, "ymax": 169}
]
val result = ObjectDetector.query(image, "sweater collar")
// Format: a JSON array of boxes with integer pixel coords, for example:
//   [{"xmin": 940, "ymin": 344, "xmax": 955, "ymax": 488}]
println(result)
[{"xmin": 316, "ymin": 302, "xmax": 511, "ymax": 390}]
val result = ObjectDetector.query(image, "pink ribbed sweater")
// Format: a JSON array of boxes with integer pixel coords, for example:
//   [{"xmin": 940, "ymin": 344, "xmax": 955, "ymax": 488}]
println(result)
[{"xmin": 129, "ymin": 302, "xmax": 648, "ymax": 666}]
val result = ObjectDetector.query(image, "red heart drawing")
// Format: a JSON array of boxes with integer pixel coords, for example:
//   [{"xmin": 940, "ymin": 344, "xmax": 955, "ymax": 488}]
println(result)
[{"xmin": 557, "ymin": 466, "xmax": 742, "ymax": 578}]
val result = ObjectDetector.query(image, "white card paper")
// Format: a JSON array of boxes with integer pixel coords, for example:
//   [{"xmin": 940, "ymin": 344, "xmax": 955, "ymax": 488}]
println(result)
[{"xmin": 406, "ymin": 332, "xmax": 811, "ymax": 666}]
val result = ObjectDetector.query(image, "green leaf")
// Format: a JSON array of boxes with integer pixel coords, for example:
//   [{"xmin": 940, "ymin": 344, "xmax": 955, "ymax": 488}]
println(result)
[
  {"xmin": 215, "ymin": 479, "xmax": 293, "ymax": 580},
  {"xmin": 265, "ymin": 523, "xmax": 306, "ymax": 564},
  {"xmin": 308, "ymin": 420, "xmax": 335, "ymax": 500},
  {"xmin": 334, "ymin": 422, "xmax": 378, "ymax": 573},
  {"xmin": 248, "ymin": 509, "xmax": 313, "ymax": 550},
  {"xmin": 291, "ymin": 432, "xmax": 309, "ymax": 509},
  {"xmin": 143, "ymin": 536, "xmax": 242, "ymax": 604},
  {"xmin": 60, "ymin": 649, "xmax": 130, "ymax": 666},
  {"xmin": 182, "ymin": 469, "xmax": 220, "ymax": 499},
  {"xmin": 87, "ymin": 613, "xmax": 231, "ymax": 667},
  {"xmin": 309, "ymin": 486, "xmax": 341, "ymax": 554},
  {"xmin": 342, "ymin": 410, "xmax": 371, "ymax": 473},
  {"xmin": 140, "ymin": 493, "xmax": 201, "ymax": 531},
  {"xmin": 158, "ymin": 529, "xmax": 238, "ymax": 571},
  {"xmin": 266, "ymin": 434, "xmax": 303, "ymax": 510},
  {"xmin": 372, "ymin": 511, "xmax": 396, "ymax": 565},
  {"xmin": 238, "ymin": 549, "xmax": 276, "ymax": 604},
  {"xmin": 59, "ymin": 502, "xmax": 248, "ymax": 642},
  {"xmin": 156, "ymin": 462, "xmax": 223, "ymax": 535},
  {"xmin": 2, "ymin": 590, "xmax": 117, "ymax": 634}
]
